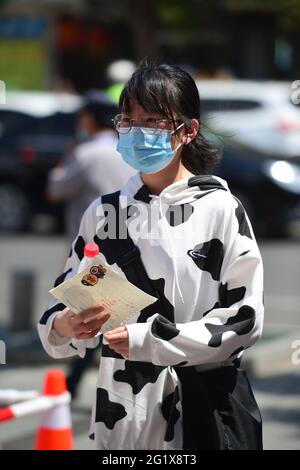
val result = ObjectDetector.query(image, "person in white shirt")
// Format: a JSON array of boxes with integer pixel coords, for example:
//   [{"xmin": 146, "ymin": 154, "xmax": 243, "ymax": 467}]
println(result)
[{"xmin": 47, "ymin": 92, "xmax": 136, "ymax": 241}]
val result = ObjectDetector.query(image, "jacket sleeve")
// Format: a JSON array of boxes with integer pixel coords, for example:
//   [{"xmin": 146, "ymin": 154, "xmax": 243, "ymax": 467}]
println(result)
[
  {"xmin": 126, "ymin": 195, "xmax": 264, "ymax": 367},
  {"xmin": 37, "ymin": 199, "xmax": 101, "ymax": 359}
]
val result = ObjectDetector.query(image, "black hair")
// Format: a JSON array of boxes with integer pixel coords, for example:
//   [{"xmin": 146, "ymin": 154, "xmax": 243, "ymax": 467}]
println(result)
[{"xmin": 119, "ymin": 59, "xmax": 221, "ymax": 175}]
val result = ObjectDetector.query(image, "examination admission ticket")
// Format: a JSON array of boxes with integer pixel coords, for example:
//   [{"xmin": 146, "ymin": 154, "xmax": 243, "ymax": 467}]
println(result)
[{"xmin": 50, "ymin": 256, "xmax": 157, "ymax": 333}]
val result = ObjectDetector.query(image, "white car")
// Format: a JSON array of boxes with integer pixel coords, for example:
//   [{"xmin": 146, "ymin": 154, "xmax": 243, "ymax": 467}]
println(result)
[
  {"xmin": 197, "ymin": 80, "xmax": 300, "ymax": 158},
  {"xmin": 0, "ymin": 91, "xmax": 82, "ymax": 137}
]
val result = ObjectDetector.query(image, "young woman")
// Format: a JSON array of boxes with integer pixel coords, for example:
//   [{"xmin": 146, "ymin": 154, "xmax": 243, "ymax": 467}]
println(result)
[{"xmin": 38, "ymin": 60, "xmax": 264, "ymax": 450}]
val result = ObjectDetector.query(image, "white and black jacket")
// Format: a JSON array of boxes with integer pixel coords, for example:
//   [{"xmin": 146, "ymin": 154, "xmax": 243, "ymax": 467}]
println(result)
[{"xmin": 38, "ymin": 172, "xmax": 264, "ymax": 450}]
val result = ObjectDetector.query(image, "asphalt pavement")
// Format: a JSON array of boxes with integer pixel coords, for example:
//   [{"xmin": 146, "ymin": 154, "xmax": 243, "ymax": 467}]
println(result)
[{"xmin": 0, "ymin": 236, "xmax": 299, "ymax": 450}]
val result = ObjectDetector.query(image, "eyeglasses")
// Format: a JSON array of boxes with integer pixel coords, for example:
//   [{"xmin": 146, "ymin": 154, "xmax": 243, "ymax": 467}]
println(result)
[{"xmin": 112, "ymin": 113, "xmax": 181, "ymax": 134}]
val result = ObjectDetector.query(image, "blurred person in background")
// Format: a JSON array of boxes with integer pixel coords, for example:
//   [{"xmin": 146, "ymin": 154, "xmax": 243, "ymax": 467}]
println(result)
[
  {"xmin": 47, "ymin": 91, "xmax": 136, "ymax": 242},
  {"xmin": 47, "ymin": 92, "xmax": 136, "ymax": 397}
]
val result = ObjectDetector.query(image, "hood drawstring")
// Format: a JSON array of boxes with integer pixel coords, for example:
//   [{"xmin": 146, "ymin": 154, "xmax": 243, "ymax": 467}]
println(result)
[{"xmin": 149, "ymin": 193, "xmax": 185, "ymax": 305}]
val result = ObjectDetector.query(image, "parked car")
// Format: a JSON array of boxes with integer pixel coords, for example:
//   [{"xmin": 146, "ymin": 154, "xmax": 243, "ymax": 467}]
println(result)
[
  {"xmin": 0, "ymin": 92, "xmax": 82, "ymax": 232},
  {"xmin": 215, "ymin": 140, "xmax": 300, "ymax": 238},
  {"xmin": 197, "ymin": 80, "xmax": 300, "ymax": 159}
]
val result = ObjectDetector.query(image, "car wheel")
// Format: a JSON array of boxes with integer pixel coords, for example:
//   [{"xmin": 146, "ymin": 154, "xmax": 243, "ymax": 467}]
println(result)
[{"xmin": 0, "ymin": 184, "xmax": 30, "ymax": 232}]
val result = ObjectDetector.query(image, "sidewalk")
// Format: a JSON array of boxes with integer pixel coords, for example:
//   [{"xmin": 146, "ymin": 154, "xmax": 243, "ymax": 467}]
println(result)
[
  {"xmin": 1, "ymin": 329, "xmax": 299, "ymax": 450},
  {"xmin": 244, "ymin": 327, "xmax": 300, "ymax": 450}
]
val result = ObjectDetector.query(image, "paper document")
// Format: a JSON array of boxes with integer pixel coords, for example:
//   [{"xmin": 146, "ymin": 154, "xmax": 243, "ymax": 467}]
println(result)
[{"xmin": 49, "ymin": 257, "xmax": 157, "ymax": 333}]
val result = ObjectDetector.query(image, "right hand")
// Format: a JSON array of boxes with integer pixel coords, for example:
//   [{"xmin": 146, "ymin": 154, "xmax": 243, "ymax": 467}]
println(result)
[{"xmin": 53, "ymin": 306, "xmax": 110, "ymax": 340}]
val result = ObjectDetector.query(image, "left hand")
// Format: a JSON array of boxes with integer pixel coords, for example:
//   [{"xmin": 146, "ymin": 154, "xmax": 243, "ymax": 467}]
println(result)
[{"xmin": 104, "ymin": 326, "xmax": 129, "ymax": 358}]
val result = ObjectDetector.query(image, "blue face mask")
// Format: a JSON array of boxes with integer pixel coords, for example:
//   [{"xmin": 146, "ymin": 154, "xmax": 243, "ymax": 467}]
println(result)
[{"xmin": 116, "ymin": 125, "xmax": 183, "ymax": 174}]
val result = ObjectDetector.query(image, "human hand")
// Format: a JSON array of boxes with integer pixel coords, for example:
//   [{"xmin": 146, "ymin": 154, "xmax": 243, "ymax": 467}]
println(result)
[
  {"xmin": 53, "ymin": 306, "xmax": 110, "ymax": 340},
  {"xmin": 104, "ymin": 326, "xmax": 129, "ymax": 358}
]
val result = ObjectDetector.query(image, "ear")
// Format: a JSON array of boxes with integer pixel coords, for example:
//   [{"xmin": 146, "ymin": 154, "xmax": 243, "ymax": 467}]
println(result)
[{"xmin": 183, "ymin": 119, "xmax": 200, "ymax": 145}]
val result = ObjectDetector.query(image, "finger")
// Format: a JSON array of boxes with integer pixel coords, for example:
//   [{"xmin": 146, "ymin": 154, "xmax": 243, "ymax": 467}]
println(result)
[
  {"xmin": 77, "ymin": 329, "xmax": 100, "ymax": 340},
  {"xmin": 75, "ymin": 314, "xmax": 110, "ymax": 335},
  {"xmin": 104, "ymin": 331, "xmax": 128, "ymax": 342},
  {"xmin": 82, "ymin": 310, "xmax": 110, "ymax": 325},
  {"xmin": 69, "ymin": 311, "xmax": 95, "ymax": 326},
  {"xmin": 108, "ymin": 341, "xmax": 127, "ymax": 349},
  {"xmin": 73, "ymin": 324, "xmax": 95, "ymax": 336},
  {"xmin": 105, "ymin": 326, "xmax": 127, "ymax": 335},
  {"xmin": 83, "ymin": 315, "xmax": 110, "ymax": 331},
  {"xmin": 77, "ymin": 306, "xmax": 105, "ymax": 323}
]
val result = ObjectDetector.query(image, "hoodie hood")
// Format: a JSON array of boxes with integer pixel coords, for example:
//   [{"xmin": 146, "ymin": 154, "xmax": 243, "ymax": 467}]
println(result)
[
  {"xmin": 121, "ymin": 172, "xmax": 230, "ymax": 305},
  {"xmin": 122, "ymin": 171, "xmax": 229, "ymax": 205}
]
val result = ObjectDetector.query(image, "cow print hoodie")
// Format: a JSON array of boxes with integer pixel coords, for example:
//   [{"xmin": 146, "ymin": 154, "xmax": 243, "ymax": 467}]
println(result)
[{"xmin": 38, "ymin": 171, "xmax": 264, "ymax": 450}]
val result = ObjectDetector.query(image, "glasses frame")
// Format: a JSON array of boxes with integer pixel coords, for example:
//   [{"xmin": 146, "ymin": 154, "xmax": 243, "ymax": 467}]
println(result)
[{"xmin": 112, "ymin": 113, "xmax": 182, "ymax": 135}]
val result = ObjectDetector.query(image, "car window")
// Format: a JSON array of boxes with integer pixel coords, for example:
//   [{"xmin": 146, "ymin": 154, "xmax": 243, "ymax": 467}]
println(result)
[
  {"xmin": 0, "ymin": 112, "xmax": 76, "ymax": 159},
  {"xmin": 0, "ymin": 110, "xmax": 35, "ymax": 138},
  {"xmin": 201, "ymin": 99, "xmax": 261, "ymax": 113},
  {"xmin": 32, "ymin": 112, "xmax": 77, "ymax": 135}
]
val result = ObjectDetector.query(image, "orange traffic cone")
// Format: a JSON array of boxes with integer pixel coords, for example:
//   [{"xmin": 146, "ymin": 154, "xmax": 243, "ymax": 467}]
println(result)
[{"xmin": 35, "ymin": 369, "xmax": 74, "ymax": 450}]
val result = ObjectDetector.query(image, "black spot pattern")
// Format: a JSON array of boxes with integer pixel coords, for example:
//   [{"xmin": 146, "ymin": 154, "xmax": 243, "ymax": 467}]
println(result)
[
  {"xmin": 240, "ymin": 250, "xmax": 250, "ymax": 257},
  {"xmin": 188, "ymin": 175, "xmax": 227, "ymax": 192},
  {"xmin": 113, "ymin": 361, "xmax": 165, "ymax": 395},
  {"xmin": 205, "ymin": 305, "xmax": 256, "ymax": 347},
  {"xmin": 74, "ymin": 235, "xmax": 86, "ymax": 261},
  {"xmin": 203, "ymin": 283, "xmax": 246, "ymax": 317},
  {"xmin": 53, "ymin": 268, "xmax": 72, "ymax": 288},
  {"xmin": 173, "ymin": 361, "xmax": 188, "ymax": 367},
  {"xmin": 193, "ymin": 189, "xmax": 219, "ymax": 200},
  {"xmin": 39, "ymin": 302, "xmax": 66, "ymax": 325},
  {"xmin": 187, "ymin": 239, "xmax": 224, "ymax": 281},
  {"xmin": 229, "ymin": 346, "xmax": 244, "ymax": 358},
  {"xmin": 137, "ymin": 277, "xmax": 175, "ymax": 324},
  {"xmin": 69, "ymin": 343, "xmax": 78, "ymax": 351},
  {"xmin": 133, "ymin": 185, "xmax": 152, "ymax": 204},
  {"xmin": 95, "ymin": 388, "xmax": 127, "ymax": 429},
  {"xmin": 151, "ymin": 315, "xmax": 180, "ymax": 341},
  {"xmin": 202, "ymin": 302, "xmax": 219, "ymax": 317},
  {"xmin": 94, "ymin": 221, "xmax": 175, "ymax": 325},
  {"xmin": 68, "ymin": 247, "xmax": 72, "ymax": 258},
  {"xmin": 166, "ymin": 204, "xmax": 194, "ymax": 227},
  {"xmin": 94, "ymin": 192, "xmax": 175, "ymax": 328},
  {"xmin": 161, "ymin": 387, "xmax": 180, "ymax": 442},
  {"xmin": 234, "ymin": 198, "xmax": 253, "ymax": 239},
  {"xmin": 102, "ymin": 343, "xmax": 124, "ymax": 360},
  {"xmin": 219, "ymin": 283, "xmax": 246, "ymax": 309}
]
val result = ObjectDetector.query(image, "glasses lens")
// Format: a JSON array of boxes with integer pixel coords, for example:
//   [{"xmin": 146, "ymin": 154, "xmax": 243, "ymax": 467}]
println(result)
[{"xmin": 113, "ymin": 114, "xmax": 131, "ymax": 134}]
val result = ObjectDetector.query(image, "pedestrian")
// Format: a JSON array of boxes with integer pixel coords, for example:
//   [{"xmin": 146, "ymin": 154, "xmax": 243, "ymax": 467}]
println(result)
[
  {"xmin": 38, "ymin": 59, "xmax": 264, "ymax": 450},
  {"xmin": 47, "ymin": 91, "xmax": 136, "ymax": 242}
]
